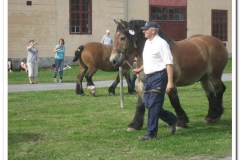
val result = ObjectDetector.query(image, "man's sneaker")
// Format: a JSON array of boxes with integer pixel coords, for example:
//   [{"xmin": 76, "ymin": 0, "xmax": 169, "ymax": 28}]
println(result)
[
  {"xmin": 138, "ymin": 135, "xmax": 155, "ymax": 141},
  {"xmin": 53, "ymin": 78, "xmax": 57, "ymax": 83},
  {"xmin": 169, "ymin": 117, "xmax": 177, "ymax": 134},
  {"xmin": 59, "ymin": 79, "xmax": 62, "ymax": 83}
]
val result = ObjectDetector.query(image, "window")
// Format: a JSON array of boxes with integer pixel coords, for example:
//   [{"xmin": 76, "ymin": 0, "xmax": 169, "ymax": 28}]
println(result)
[
  {"xmin": 69, "ymin": 0, "xmax": 92, "ymax": 34},
  {"xmin": 150, "ymin": 6, "xmax": 186, "ymax": 21},
  {"xmin": 212, "ymin": 10, "xmax": 227, "ymax": 41}
]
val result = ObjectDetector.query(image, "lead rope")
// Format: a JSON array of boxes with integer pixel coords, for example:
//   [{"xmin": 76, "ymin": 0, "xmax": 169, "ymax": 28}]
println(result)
[{"xmin": 124, "ymin": 60, "xmax": 133, "ymax": 69}]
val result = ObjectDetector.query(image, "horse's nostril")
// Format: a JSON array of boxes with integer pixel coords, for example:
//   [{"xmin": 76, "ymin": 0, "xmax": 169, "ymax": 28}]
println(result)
[{"xmin": 112, "ymin": 60, "xmax": 117, "ymax": 65}]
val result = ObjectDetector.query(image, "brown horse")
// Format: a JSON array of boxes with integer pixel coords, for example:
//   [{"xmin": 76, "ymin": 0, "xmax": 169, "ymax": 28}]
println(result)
[
  {"xmin": 110, "ymin": 19, "xmax": 228, "ymax": 130},
  {"xmin": 73, "ymin": 42, "xmax": 135, "ymax": 96}
]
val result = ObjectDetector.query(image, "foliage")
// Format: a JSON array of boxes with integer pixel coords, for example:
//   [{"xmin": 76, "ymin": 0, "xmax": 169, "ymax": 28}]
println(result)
[{"xmin": 8, "ymin": 82, "xmax": 232, "ymax": 160}]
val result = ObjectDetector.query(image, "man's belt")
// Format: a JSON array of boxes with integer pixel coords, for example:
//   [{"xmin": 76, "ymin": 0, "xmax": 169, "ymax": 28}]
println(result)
[
  {"xmin": 143, "ymin": 89, "xmax": 165, "ymax": 94},
  {"xmin": 147, "ymin": 69, "xmax": 165, "ymax": 77}
]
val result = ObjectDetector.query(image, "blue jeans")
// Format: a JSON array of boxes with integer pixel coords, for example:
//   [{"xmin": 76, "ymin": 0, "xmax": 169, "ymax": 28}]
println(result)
[
  {"xmin": 54, "ymin": 59, "xmax": 64, "ymax": 79},
  {"xmin": 143, "ymin": 70, "xmax": 176, "ymax": 137}
]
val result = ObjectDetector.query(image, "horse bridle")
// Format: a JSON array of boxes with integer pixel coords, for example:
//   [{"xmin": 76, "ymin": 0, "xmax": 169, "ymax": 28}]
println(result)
[{"xmin": 112, "ymin": 41, "xmax": 133, "ymax": 60}]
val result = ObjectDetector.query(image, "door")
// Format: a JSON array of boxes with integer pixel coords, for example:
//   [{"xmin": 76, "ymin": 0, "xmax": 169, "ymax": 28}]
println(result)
[{"xmin": 149, "ymin": 6, "xmax": 187, "ymax": 41}]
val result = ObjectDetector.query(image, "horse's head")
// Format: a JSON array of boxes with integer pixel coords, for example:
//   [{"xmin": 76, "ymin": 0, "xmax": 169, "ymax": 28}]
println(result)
[
  {"xmin": 110, "ymin": 19, "xmax": 141, "ymax": 67},
  {"xmin": 73, "ymin": 45, "xmax": 84, "ymax": 62}
]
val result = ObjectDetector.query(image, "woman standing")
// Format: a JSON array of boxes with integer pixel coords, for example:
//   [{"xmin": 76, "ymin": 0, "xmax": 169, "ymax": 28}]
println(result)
[
  {"xmin": 27, "ymin": 40, "xmax": 38, "ymax": 84},
  {"xmin": 52, "ymin": 38, "xmax": 66, "ymax": 83}
]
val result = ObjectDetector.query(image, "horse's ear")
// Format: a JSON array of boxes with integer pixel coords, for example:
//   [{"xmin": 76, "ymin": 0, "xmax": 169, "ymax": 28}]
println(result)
[
  {"xmin": 114, "ymin": 19, "xmax": 120, "ymax": 25},
  {"xmin": 120, "ymin": 20, "xmax": 129, "ymax": 30}
]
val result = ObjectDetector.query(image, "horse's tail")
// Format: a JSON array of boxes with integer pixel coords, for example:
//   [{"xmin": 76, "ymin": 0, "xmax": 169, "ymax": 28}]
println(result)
[{"xmin": 73, "ymin": 45, "xmax": 84, "ymax": 62}]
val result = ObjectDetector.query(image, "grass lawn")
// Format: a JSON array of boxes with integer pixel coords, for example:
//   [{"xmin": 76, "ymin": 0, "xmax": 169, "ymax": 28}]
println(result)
[
  {"xmin": 8, "ymin": 58, "xmax": 232, "ymax": 84},
  {"xmin": 7, "ymin": 58, "xmax": 233, "ymax": 159},
  {"xmin": 8, "ymin": 82, "xmax": 232, "ymax": 160}
]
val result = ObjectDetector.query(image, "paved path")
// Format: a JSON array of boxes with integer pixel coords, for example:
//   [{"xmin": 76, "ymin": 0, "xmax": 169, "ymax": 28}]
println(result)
[{"xmin": 8, "ymin": 73, "xmax": 232, "ymax": 93}]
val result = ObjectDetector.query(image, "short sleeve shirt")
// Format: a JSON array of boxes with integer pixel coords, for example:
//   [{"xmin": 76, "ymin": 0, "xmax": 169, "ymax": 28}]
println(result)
[
  {"xmin": 142, "ymin": 35, "xmax": 173, "ymax": 74},
  {"xmin": 55, "ymin": 44, "xmax": 65, "ymax": 60}
]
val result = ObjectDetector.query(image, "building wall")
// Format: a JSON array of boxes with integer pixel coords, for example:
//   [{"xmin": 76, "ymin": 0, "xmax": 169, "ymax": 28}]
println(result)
[
  {"xmin": 8, "ymin": 0, "xmax": 58, "ymax": 68},
  {"xmin": 8, "ymin": 0, "xmax": 232, "ymax": 69},
  {"xmin": 8, "ymin": 0, "xmax": 126, "ymax": 69},
  {"xmin": 127, "ymin": 0, "xmax": 149, "ymax": 21},
  {"xmin": 187, "ymin": 0, "xmax": 232, "ymax": 53}
]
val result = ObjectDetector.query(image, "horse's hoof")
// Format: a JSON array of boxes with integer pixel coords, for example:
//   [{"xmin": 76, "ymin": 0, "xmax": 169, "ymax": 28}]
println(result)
[
  {"xmin": 127, "ymin": 127, "xmax": 136, "ymax": 132},
  {"xmin": 109, "ymin": 93, "xmax": 115, "ymax": 96},
  {"xmin": 176, "ymin": 121, "xmax": 188, "ymax": 128},
  {"xmin": 176, "ymin": 126, "xmax": 186, "ymax": 130},
  {"xmin": 80, "ymin": 93, "xmax": 85, "ymax": 96},
  {"xmin": 130, "ymin": 91, "xmax": 137, "ymax": 95},
  {"xmin": 205, "ymin": 116, "xmax": 221, "ymax": 124}
]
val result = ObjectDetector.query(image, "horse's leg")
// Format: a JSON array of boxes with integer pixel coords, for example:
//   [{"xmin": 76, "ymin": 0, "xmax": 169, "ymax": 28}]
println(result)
[
  {"xmin": 108, "ymin": 73, "xmax": 120, "ymax": 96},
  {"xmin": 201, "ymin": 79, "xmax": 226, "ymax": 123},
  {"xmin": 124, "ymin": 70, "xmax": 136, "ymax": 94},
  {"xmin": 76, "ymin": 68, "xmax": 86, "ymax": 96},
  {"xmin": 85, "ymin": 69, "xmax": 96, "ymax": 96},
  {"xmin": 167, "ymin": 87, "xmax": 189, "ymax": 128},
  {"xmin": 127, "ymin": 94, "xmax": 145, "ymax": 131}
]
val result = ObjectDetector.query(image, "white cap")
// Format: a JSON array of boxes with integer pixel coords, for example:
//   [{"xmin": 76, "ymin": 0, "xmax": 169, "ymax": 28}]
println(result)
[{"xmin": 106, "ymin": 30, "xmax": 110, "ymax": 33}]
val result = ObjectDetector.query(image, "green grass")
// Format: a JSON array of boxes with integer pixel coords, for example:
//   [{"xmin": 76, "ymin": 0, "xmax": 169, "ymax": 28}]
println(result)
[
  {"xmin": 8, "ymin": 58, "xmax": 232, "ymax": 84},
  {"xmin": 8, "ymin": 65, "xmax": 120, "ymax": 84},
  {"xmin": 8, "ymin": 82, "xmax": 232, "ymax": 160},
  {"xmin": 223, "ymin": 58, "xmax": 232, "ymax": 73}
]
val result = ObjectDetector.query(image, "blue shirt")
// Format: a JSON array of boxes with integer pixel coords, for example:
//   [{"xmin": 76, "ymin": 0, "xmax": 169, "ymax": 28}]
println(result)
[
  {"xmin": 101, "ymin": 35, "xmax": 113, "ymax": 46},
  {"xmin": 55, "ymin": 44, "xmax": 65, "ymax": 60}
]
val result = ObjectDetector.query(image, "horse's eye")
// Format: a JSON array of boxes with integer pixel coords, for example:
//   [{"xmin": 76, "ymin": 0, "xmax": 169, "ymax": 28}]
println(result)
[{"xmin": 120, "ymin": 37, "xmax": 125, "ymax": 41}]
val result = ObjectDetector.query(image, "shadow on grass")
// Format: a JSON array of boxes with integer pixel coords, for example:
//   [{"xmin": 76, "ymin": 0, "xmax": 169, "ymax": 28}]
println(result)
[
  {"xmin": 8, "ymin": 133, "xmax": 44, "ymax": 144},
  {"xmin": 175, "ymin": 118, "xmax": 232, "ymax": 135}
]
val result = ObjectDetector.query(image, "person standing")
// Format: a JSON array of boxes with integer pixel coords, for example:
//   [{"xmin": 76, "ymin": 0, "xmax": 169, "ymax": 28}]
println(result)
[
  {"xmin": 52, "ymin": 38, "xmax": 66, "ymax": 83},
  {"xmin": 133, "ymin": 22, "xmax": 177, "ymax": 141},
  {"xmin": 27, "ymin": 40, "xmax": 38, "ymax": 84},
  {"xmin": 101, "ymin": 30, "xmax": 113, "ymax": 46}
]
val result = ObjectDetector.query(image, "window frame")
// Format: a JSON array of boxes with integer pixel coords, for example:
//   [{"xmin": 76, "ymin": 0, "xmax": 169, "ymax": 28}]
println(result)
[
  {"xmin": 150, "ymin": 6, "xmax": 186, "ymax": 22},
  {"xmin": 211, "ymin": 9, "xmax": 228, "ymax": 41},
  {"xmin": 69, "ymin": 0, "xmax": 92, "ymax": 35}
]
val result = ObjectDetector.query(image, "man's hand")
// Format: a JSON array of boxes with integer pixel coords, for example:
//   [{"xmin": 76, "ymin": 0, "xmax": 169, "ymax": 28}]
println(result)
[
  {"xmin": 166, "ymin": 82, "xmax": 174, "ymax": 93},
  {"xmin": 166, "ymin": 64, "xmax": 174, "ymax": 93},
  {"xmin": 133, "ymin": 65, "xmax": 144, "ymax": 74}
]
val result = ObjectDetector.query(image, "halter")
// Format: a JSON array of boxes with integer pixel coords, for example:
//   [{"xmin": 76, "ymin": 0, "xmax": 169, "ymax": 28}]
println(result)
[
  {"xmin": 112, "ymin": 41, "xmax": 132, "ymax": 60},
  {"xmin": 112, "ymin": 26, "xmax": 137, "ymax": 68}
]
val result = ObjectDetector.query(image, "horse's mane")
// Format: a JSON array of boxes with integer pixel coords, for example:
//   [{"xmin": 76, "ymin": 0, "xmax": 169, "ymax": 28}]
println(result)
[
  {"xmin": 128, "ymin": 20, "xmax": 175, "ymax": 47},
  {"xmin": 128, "ymin": 20, "xmax": 146, "ymax": 39}
]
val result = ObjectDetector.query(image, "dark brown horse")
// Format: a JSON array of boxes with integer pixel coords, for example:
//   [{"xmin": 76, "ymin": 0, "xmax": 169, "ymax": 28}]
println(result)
[
  {"xmin": 73, "ymin": 42, "xmax": 135, "ymax": 96},
  {"xmin": 110, "ymin": 19, "xmax": 228, "ymax": 130}
]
